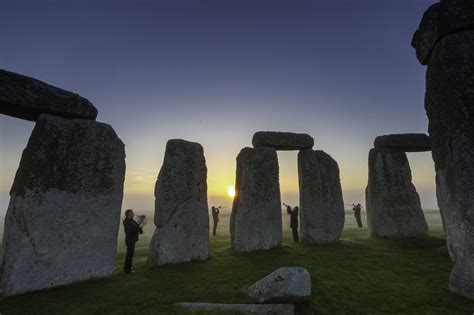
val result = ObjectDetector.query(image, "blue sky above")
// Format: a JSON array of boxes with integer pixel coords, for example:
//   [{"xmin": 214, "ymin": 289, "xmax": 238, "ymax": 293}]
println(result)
[{"xmin": 0, "ymin": 0, "xmax": 438, "ymax": 214}]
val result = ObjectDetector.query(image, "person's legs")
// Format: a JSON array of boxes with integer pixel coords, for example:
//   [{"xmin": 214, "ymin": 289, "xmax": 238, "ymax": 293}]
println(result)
[
  {"xmin": 356, "ymin": 215, "xmax": 363, "ymax": 228},
  {"xmin": 292, "ymin": 228, "xmax": 299, "ymax": 242},
  {"xmin": 124, "ymin": 241, "xmax": 135, "ymax": 273},
  {"xmin": 213, "ymin": 220, "xmax": 217, "ymax": 235}
]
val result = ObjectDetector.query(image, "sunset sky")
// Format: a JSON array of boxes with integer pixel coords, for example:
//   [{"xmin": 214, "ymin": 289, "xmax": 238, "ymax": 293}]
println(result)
[{"xmin": 0, "ymin": 0, "xmax": 437, "ymax": 217}]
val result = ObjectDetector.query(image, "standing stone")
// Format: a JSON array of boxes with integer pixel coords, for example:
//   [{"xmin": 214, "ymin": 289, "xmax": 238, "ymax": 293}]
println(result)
[
  {"xmin": 412, "ymin": 8, "xmax": 474, "ymax": 300},
  {"xmin": 0, "ymin": 69, "xmax": 98, "ymax": 121},
  {"xmin": 413, "ymin": 1, "xmax": 474, "ymax": 299},
  {"xmin": 366, "ymin": 148, "xmax": 428, "ymax": 238},
  {"xmin": 298, "ymin": 150, "xmax": 344, "ymax": 244},
  {"xmin": 0, "ymin": 114, "xmax": 125, "ymax": 296},
  {"xmin": 149, "ymin": 139, "xmax": 209, "ymax": 265},
  {"xmin": 230, "ymin": 147, "xmax": 282, "ymax": 251},
  {"xmin": 252, "ymin": 131, "xmax": 314, "ymax": 150}
]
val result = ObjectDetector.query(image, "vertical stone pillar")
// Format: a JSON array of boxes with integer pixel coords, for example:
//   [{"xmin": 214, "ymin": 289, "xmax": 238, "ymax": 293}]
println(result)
[
  {"xmin": 412, "ymin": 1, "xmax": 474, "ymax": 299},
  {"xmin": 1, "ymin": 114, "xmax": 125, "ymax": 296},
  {"xmin": 230, "ymin": 147, "xmax": 282, "ymax": 251},
  {"xmin": 149, "ymin": 139, "xmax": 209, "ymax": 265},
  {"xmin": 366, "ymin": 149, "xmax": 428, "ymax": 238},
  {"xmin": 298, "ymin": 149, "xmax": 344, "ymax": 244}
]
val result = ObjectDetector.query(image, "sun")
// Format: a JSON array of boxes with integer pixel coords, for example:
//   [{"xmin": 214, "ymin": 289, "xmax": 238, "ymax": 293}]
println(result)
[{"xmin": 226, "ymin": 186, "xmax": 236, "ymax": 198}]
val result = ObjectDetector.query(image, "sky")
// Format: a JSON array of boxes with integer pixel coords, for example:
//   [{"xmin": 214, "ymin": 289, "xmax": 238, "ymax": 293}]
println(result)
[{"xmin": 0, "ymin": 0, "xmax": 437, "ymax": 217}]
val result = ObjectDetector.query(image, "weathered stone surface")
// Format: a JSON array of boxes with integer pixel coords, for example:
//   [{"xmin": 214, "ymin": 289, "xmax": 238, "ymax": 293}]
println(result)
[
  {"xmin": 252, "ymin": 131, "xmax": 314, "ymax": 150},
  {"xmin": 248, "ymin": 267, "xmax": 311, "ymax": 303},
  {"xmin": 0, "ymin": 114, "xmax": 125, "ymax": 296},
  {"xmin": 366, "ymin": 148, "xmax": 428, "ymax": 238},
  {"xmin": 374, "ymin": 133, "xmax": 431, "ymax": 152},
  {"xmin": 0, "ymin": 69, "xmax": 98, "ymax": 121},
  {"xmin": 412, "ymin": 1, "xmax": 474, "ymax": 65},
  {"xmin": 176, "ymin": 302, "xmax": 295, "ymax": 315},
  {"xmin": 230, "ymin": 147, "xmax": 282, "ymax": 252},
  {"xmin": 149, "ymin": 139, "xmax": 209, "ymax": 265},
  {"xmin": 424, "ymin": 30, "xmax": 474, "ymax": 299},
  {"xmin": 298, "ymin": 150, "xmax": 344, "ymax": 244}
]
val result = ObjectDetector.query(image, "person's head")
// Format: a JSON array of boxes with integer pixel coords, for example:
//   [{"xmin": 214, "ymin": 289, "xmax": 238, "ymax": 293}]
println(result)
[
  {"xmin": 125, "ymin": 209, "xmax": 134, "ymax": 218},
  {"xmin": 211, "ymin": 206, "xmax": 215, "ymax": 210},
  {"xmin": 357, "ymin": 204, "xmax": 361, "ymax": 207},
  {"xmin": 294, "ymin": 206, "xmax": 299, "ymax": 212}
]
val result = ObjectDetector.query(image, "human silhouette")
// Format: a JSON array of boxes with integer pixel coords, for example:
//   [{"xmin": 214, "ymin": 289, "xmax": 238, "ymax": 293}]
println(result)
[
  {"xmin": 211, "ymin": 206, "xmax": 220, "ymax": 236},
  {"xmin": 123, "ymin": 209, "xmax": 143, "ymax": 274},
  {"xmin": 352, "ymin": 203, "xmax": 363, "ymax": 228},
  {"xmin": 285, "ymin": 203, "xmax": 299, "ymax": 242}
]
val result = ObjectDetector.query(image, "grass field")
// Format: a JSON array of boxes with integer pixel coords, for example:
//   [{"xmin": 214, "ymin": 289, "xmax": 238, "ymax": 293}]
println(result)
[{"xmin": 0, "ymin": 210, "xmax": 473, "ymax": 314}]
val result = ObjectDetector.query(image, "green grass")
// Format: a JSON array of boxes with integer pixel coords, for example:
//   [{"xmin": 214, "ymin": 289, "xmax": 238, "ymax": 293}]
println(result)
[{"xmin": 0, "ymin": 211, "xmax": 473, "ymax": 314}]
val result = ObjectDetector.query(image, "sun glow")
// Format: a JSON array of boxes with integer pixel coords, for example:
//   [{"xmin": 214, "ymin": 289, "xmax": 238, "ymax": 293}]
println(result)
[{"xmin": 226, "ymin": 186, "xmax": 236, "ymax": 198}]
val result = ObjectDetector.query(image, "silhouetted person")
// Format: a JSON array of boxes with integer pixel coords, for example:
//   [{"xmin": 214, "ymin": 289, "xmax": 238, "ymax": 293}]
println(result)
[
  {"xmin": 123, "ymin": 209, "xmax": 143, "ymax": 274},
  {"xmin": 352, "ymin": 203, "xmax": 363, "ymax": 228},
  {"xmin": 285, "ymin": 204, "xmax": 299, "ymax": 242},
  {"xmin": 211, "ymin": 206, "xmax": 220, "ymax": 236}
]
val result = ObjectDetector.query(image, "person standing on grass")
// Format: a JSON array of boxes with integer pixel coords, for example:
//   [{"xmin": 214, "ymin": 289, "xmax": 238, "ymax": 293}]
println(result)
[
  {"xmin": 211, "ymin": 206, "xmax": 220, "ymax": 236},
  {"xmin": 123, "ymin": 209, "xmax": 143, "ymax": 274},
  {"xmin": 285, "ymin": 204, "xmax": 299, "ymax": 243},
  {"xmin": 352, "ymin": 203, "xmax": 363, "ymax": 228}
]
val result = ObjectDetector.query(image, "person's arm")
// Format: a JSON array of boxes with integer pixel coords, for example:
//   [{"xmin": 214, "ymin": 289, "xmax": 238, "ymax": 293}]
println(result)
[
  {"xmin": 286, "ymin": 206, "xmax": 292, "ymax": 215},
  {"xmin": 133, "ymin": 221, "xmax": 143, "ymax": 234}
]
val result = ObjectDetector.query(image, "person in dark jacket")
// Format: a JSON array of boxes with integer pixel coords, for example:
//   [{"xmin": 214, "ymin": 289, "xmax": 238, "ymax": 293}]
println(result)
[
  {"xmin": 285, "ymin": 204, "xmax": 299, "ymax": 243},
  {"xmin": 123, "ymin": 209, "xmax": 143, "ymax": 274},
  {"xmin": 352, "ymin": 203, "xmax": 363, "ymax": 228},
  {"xmin": 211, "ymin": 206, "xmax": 220, "ymax": 236}
]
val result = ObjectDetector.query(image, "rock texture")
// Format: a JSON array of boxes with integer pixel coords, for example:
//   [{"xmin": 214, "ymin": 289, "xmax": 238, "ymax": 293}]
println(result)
[
  {"xmin": 298, "ymin": 149, "xmax": 344, "ymax": 243},
  {"xmin": 248, "ymin": 267, "xmax": 311, "ymax": 303},
  {"xmin": 0, "ymin": 114, "xmax": 125, "ymax": 296},
  {"xmin": 176, "ymin": 302, "xmax": 295, "ymax": 315},
  {"xmin": 252, "ymin": 131, "xmax": 314, "ymax": 150},
  {"xmin": 366, "ymin": 148, "xmax": 428, "ymax": 238},
  {"xmin": 413, "ymin": 1, "xmax": 474, "ymax": 300},
  {"xmin": 374, "ymin": 133, "xmax": 431, "ymax": 152},
  {"xmin": 411, "ymin": 1, "xmax": 474, "ymax": 65},
  {"xmin": 149, "ymin": 139, "xmax": 209, "ymax": 265},
  {"xmin": 230, "ymin": 147, "xmax": 282, "ymax": 251},
  {"xmin": 0, "ymin": 69, "xmax": 98, "ymax": 121}
]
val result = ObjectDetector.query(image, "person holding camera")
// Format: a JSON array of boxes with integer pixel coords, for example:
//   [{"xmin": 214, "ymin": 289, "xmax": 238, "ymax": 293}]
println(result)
[{"xmin": 123, "ymin": 209, "xmax": 143, "ymax": 274}]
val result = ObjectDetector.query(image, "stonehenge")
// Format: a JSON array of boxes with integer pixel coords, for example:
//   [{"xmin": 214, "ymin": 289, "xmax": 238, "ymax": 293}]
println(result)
[
  {"xmin": 413, "ymin": 1, "xmax": 474, "ymax": 300},
  {"xmin": 366, "ymin": 141, "xmax": 428, "ymax": 238},
  {"xmin": 231, "ymin": 131, "xmax": 344, "ymax": 251},
  {"xmin": 252, "ymin": 131, "xmax": 314, "ymax": 150},
  {"xmin": 149, "ymin": 139, "xmax": 209, "ymax": 265},
  {"xmin": 0, "ymin": 69, "xmax": 98, "ymax": 121},
  {"xmin": 0, "ymin": 70, "xmax": 125, "ymax": 296},
  {"xmin": 298, "ymin": 150, "xmax": 345, "ymax": 244},
  {"xmin": 374, "ymin": 133, "xmax": 431, "ymax": 152},
  {"xmin": 230, "ymin": 147, "xmax": 282, "ymax": 251}
]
